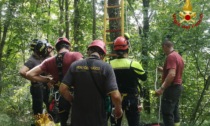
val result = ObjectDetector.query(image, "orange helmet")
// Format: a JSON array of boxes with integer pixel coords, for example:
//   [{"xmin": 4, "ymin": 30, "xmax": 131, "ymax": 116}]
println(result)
[
  {"xmin": 88, "ymin": 40, "xmax": 106, "ymax": 54},
  {"xmin": 114, "ymin": 36, "xmax": 129, "ymax": 51},
  {"xmin": 55, "ymin": 37, "xmax": 70, "ymax": 47}
]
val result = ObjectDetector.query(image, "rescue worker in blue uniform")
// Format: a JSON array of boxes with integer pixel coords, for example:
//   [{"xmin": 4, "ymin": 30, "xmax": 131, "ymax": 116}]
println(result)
[{"xmin": 110, "ymin": 36, "xmax": 147, "ymax": 126}]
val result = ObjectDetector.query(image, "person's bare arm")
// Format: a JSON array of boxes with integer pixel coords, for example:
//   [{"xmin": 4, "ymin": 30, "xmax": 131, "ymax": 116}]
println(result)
[
  {"xmin": 26, "ymin": 65, "xmax": 51, "ymax": 83},
  {"xmin": 59, "ymin": 83, "xmax": 73, "ymax": 104},
  {"xmin": 19, "ymin": 66, "xmax": 31, "ymax": 80},
  {"xmin": 155, "ymin": 68, "xmax": 176, "ymax": 96},
  {"xmin": 162, "ymin": 68, "xmax": 176, "ymax": 88},
  {"xmin": 109, "ymin": 90, "xmax": 123, "ymax": 119},
  {"xmin": 157, "ymin": 66, "xmax": 163, "ymax": 73}
]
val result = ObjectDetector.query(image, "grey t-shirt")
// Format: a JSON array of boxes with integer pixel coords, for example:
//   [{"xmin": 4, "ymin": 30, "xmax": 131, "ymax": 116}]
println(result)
[
  {"xmin": 62, "ymin": 56, "xmax": 118, "ymax": 126},
  {"xmin": 24, "ymin": 54, "xmax": 44, "ymax": 85}
]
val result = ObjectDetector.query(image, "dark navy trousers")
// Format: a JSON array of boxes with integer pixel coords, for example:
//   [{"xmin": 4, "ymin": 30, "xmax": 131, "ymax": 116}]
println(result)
[
  {"xmin": 110, "ymin": 94, "xmax": 140, "ymax": 126},
  {"xmin": 161, "ymin": 84, "xmax": 183, "ymax": 126},
  {"xmin": 30, "ymin": 84, "xmax": 49, "ymax": 115}
]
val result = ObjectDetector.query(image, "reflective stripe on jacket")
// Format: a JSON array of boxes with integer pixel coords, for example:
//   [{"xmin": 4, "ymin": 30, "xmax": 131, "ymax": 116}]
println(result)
[{"xmin": 110, "ymin": 58, "xmax": 147, "ymax": 94}]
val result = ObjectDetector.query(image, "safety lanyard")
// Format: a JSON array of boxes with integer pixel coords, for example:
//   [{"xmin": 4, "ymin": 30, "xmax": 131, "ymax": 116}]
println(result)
[{"xmin": 56, "ymin": 52, "xmax": 66, "ymax": 82}]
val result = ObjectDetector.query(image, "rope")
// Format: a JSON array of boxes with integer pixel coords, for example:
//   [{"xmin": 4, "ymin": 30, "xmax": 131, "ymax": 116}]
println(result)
[
  {"xmin": 154, "ymin": 67, "xmax": 161, "ymax": 125},
  {"xmin": 48, "ymin": 113, "xmax": 55, "ymax": 122},
  {"xmin": 154, "ymin": 68, "xmax": 158, "ymax": 90}
]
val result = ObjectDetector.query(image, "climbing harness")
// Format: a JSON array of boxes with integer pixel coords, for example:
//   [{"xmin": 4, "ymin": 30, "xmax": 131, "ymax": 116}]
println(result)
[
  {"xmin": 48, "ymin": 52, "xmax": 67, "ymax": 123},
  {"xmin": 48, "ymin": 88, "xmax": 60, "ymax": 123},
  {"xmin": 49, "ymin": 88, "xmax": 60, "ymax": 112}
]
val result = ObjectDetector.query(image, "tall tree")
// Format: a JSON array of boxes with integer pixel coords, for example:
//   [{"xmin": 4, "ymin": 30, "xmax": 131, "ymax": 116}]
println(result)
[
  {"xmin": 73, "ymin": 0, "xmax": 80, "ymax": 51},
  {"xmin": 0, "ymin": 0, "xmax": 13, "ymax": 95},
  {"xmin": 65, "ymin": 0, "xmax": 70, "ymax": 39},
  {"xmin": 142, "ymin": 0, "xmax": 150, "ymax": 114},
  {"xmin": 58, "ymin": 0, "xmax": 65, "ymax": 36},
  {"xmin": 47, "ymin": 0, "xmax": 52, "ymax": 39},
  {"xmin": 92, "ymin": 0, "xmax": 96, "ymax": 40},
  {"xmin": 108, "ymin": 0, "xmax": 121, "ymax": 41}
]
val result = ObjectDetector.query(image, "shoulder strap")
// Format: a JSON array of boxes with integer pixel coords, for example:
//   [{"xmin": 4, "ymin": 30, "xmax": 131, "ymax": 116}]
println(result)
[
  {"xmin": 56, "ymin": 52, "xmax": 67, "ymax": 82},
  {"xmin": 86, "ymin": 58, "xmax": 105, "ymax": 99}
]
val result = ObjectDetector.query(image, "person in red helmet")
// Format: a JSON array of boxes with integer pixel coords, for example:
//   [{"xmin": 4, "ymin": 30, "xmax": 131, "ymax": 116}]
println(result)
[
  {"xmin": 26, "ymin": 37, "xmax": 83, "ymax": 126},
  {"xmin": 59, "ymin": 40, "xmax": 123, "ymax": 126},
  {"xmin": 110, "ymin": 36, "xmax": 147, "ymax": 126}
]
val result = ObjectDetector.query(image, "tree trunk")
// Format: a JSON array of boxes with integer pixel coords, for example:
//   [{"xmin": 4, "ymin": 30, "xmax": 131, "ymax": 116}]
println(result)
[
  {"xmin": 65, "ymin": 0, "xmax": 70, "ymax": 39},
  {"xmin": 47, "ymin": 0, "xmax": 52, "ymax": 39},
  {"xmin": 142, "ymin": 0, "xmax": 150, "ymax": 114},
  {"xmin": 0, "ymin": 4, "xmax": 11, "ymax": 95},
  {"xmin": 92, "ymin": 0, "xmax": 96, "ymax": 40},
  {"xmin": 58, "ymin": 0, "xmax": 64, "ymax": 36},
  {"xmin": 73, "ymin": 0, "xmax": 80, "ymax": 51},
  {"xmin": 107, "ymin": 0, "xmax": 121, "ymax": 42}
]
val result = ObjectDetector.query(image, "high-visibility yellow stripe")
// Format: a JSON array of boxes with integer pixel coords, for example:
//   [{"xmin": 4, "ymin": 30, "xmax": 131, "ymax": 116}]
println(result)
[{"xmin": 110, "ymin": 58, "xmax": 145, "ymax": 75}]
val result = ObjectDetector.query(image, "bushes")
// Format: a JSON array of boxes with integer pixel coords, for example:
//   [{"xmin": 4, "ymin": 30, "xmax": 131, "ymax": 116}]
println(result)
[{"xmin": 0, "ymin": 83, "xmax": 33, "ymax": 125}]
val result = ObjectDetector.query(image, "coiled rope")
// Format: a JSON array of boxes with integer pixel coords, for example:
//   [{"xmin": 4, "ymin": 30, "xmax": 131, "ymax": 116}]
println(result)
[{"xmin": 154, "ymin": 67, "xmax": 161, "ymax": 125}]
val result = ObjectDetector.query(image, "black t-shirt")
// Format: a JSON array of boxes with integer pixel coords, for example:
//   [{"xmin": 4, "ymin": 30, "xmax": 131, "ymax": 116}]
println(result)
[{"xmin": 62, "ymin": 55, "xmax": 118, "ymax": 126}]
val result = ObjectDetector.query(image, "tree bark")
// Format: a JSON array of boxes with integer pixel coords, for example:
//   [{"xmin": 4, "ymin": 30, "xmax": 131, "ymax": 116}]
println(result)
[
  {"xmin": 73, "ymin": 0, "xmax": 80, "ymax": 51},
  {"xmin": 92, "ymin": 0, "xmax": 96, "ymax": 40},
  {"xmin": 58, "ymin": 0, "xmax": 64, "ymax": 36},
  {"xmin": 47, "ymin": 0, "xmax": 51, "ymax": 39},
  {"xmin": 0, "ymin": 26, "xmax": 8, "ymax": 96},
  {"xmin": 65, "ymin": 0, "xmax": 69, "ymax": 39},
  {"xmin": 142, "ymin": 0, "xmax": 150, "ymax": 114},
  {"xmin": 0, "ymin": 3, "xmax": 11, "ymax": 95},
  {"xmin": 108, "ymin": 0, "xmax": 121, "ymax": 42}
]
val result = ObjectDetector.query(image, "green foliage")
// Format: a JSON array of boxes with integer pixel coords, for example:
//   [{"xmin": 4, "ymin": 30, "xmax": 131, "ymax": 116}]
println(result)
[
  {"xmin": 0, "ymin": 83, "xmax": 32, "ymax": 125},
  {"xmin": 0, "ymin": 114, "xmax": 12, "ymax": 126}
]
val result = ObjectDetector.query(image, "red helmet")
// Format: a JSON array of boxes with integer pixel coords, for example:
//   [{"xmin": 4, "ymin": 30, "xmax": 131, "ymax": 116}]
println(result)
[
  {"xmin": 88, "ymin": 40, "xmax": 106, "ymax": 54},
  {"xmin": 55, "ymin": 37, "xmax": 70, "ymax": 47},
  {"xmin": 114, "ymin": 36, "xmax": 129, "ymax": 51}
]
